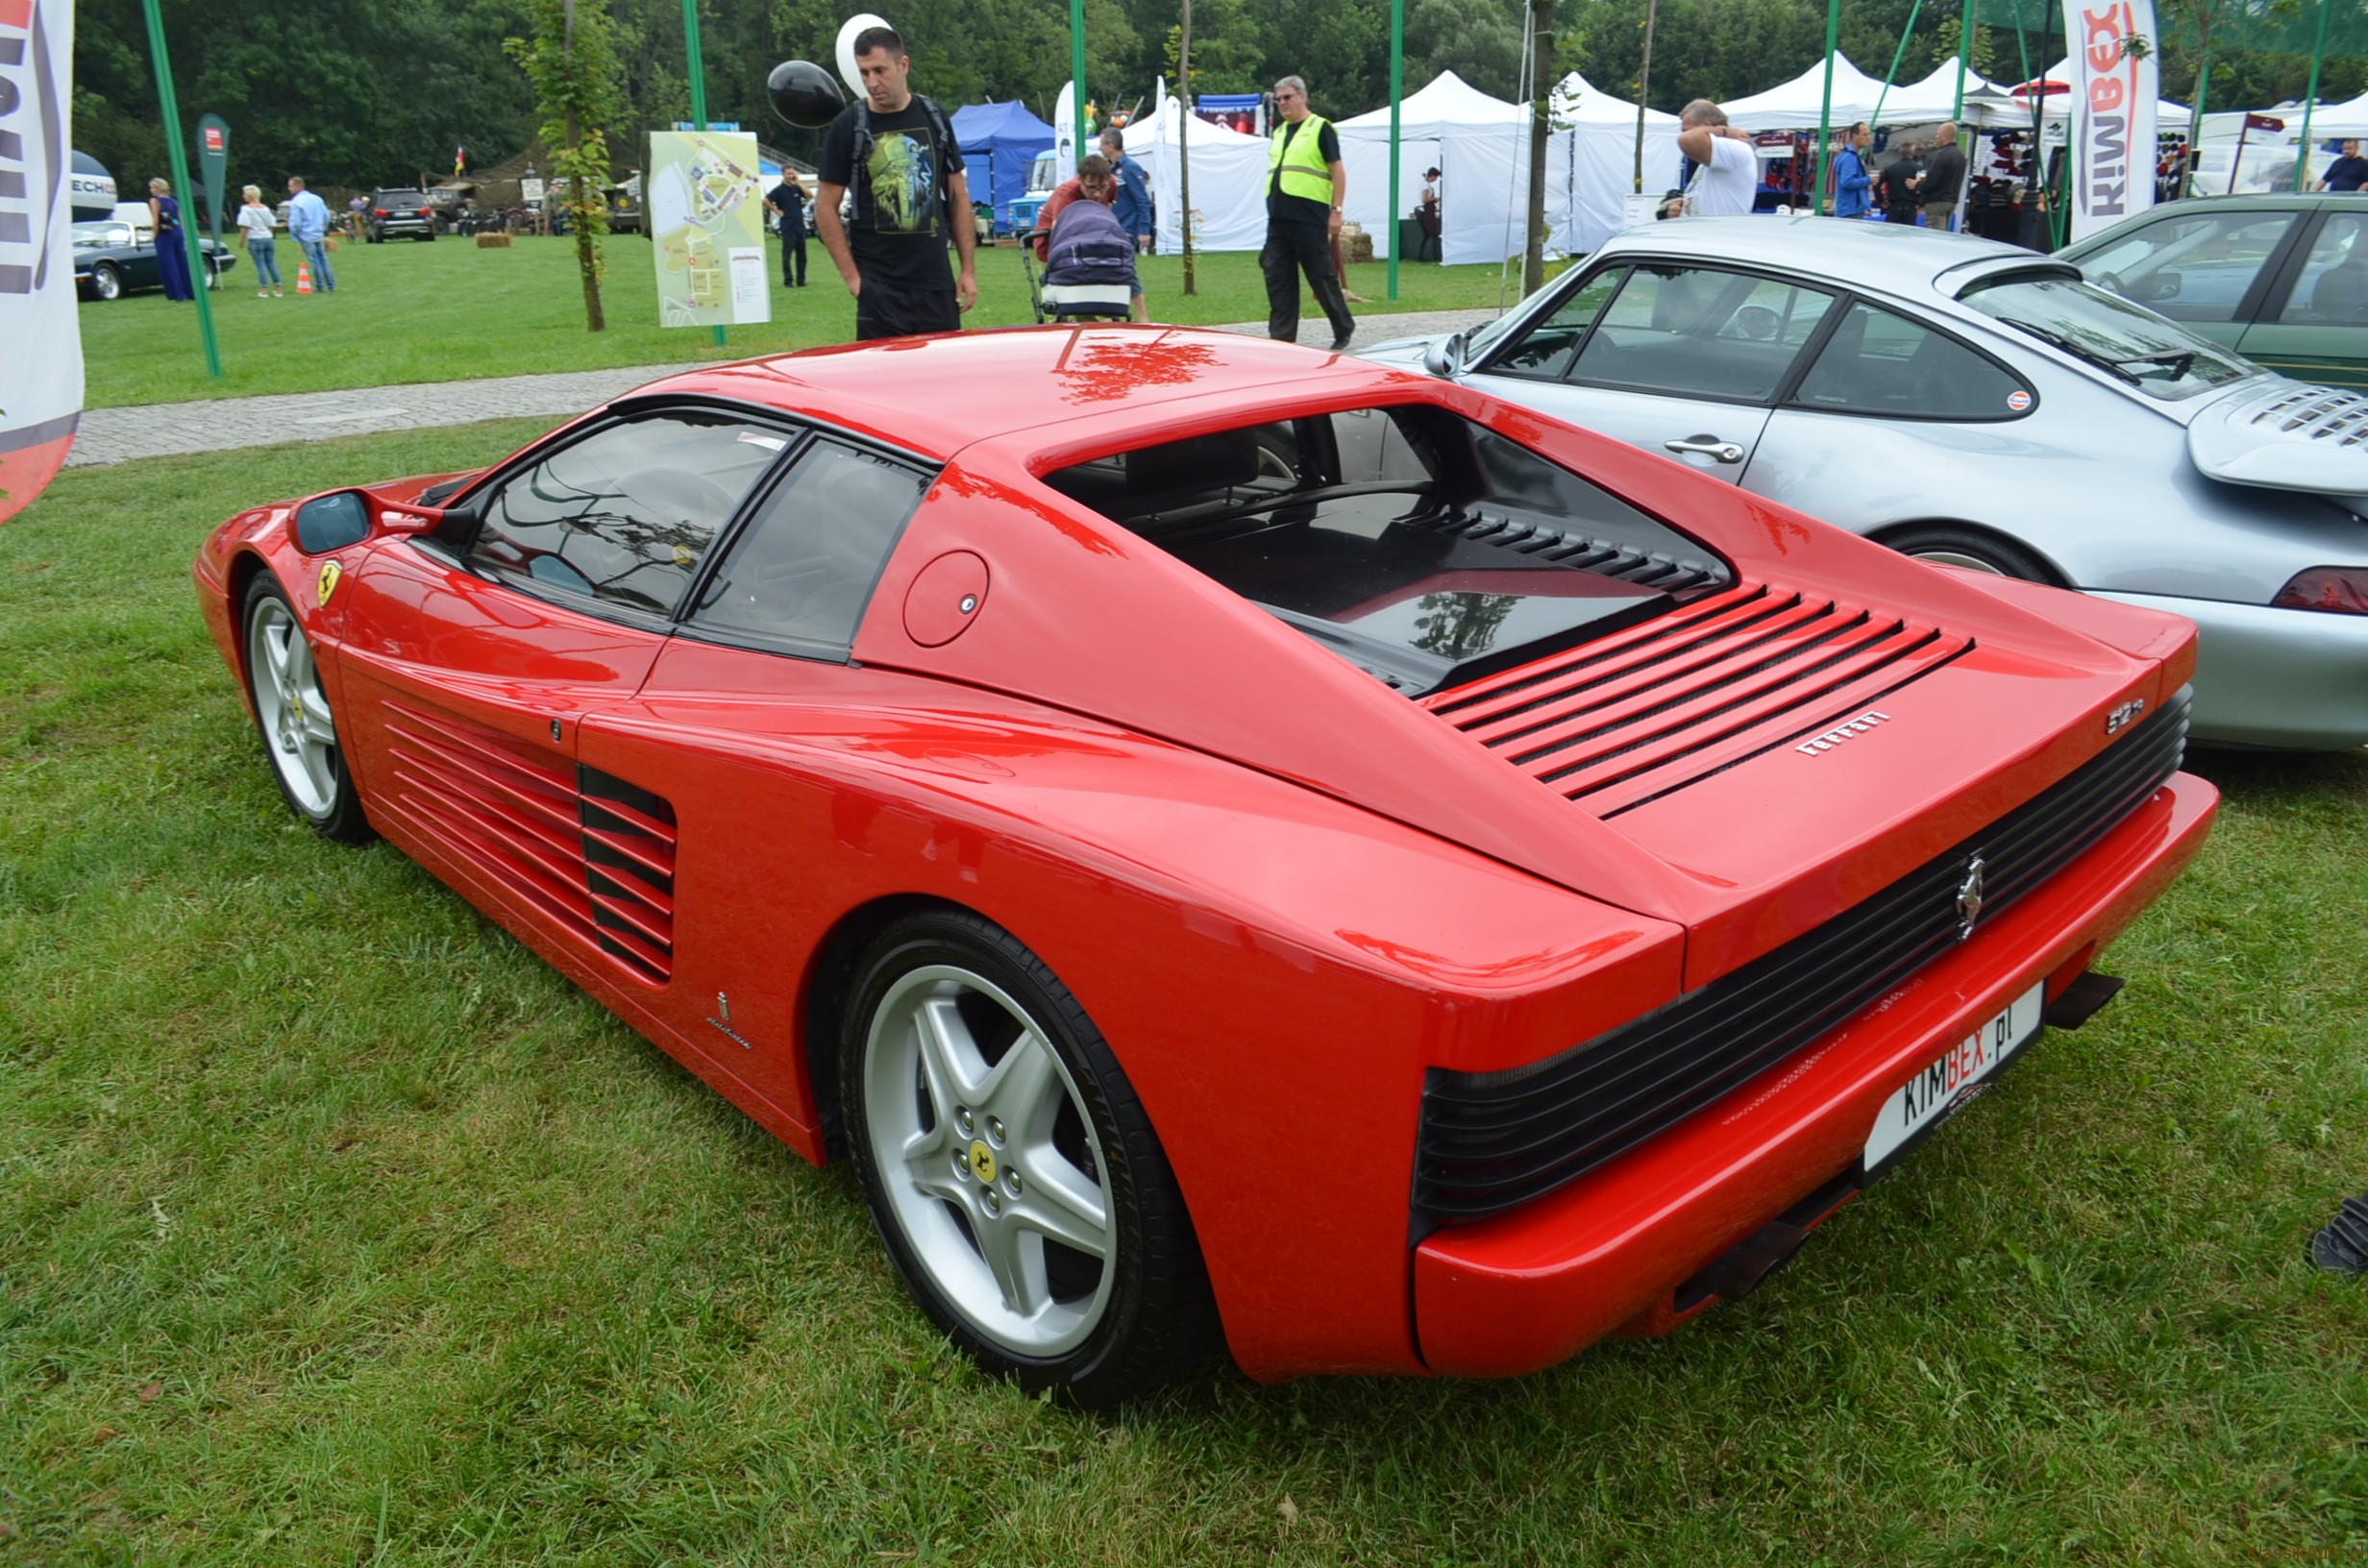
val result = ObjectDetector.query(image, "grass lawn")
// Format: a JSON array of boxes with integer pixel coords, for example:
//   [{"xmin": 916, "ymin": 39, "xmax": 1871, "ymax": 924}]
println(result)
[
  {"xmin": 76, "ymin": 235, "xmax": 1520, "ymax": 409},
  {"xmin": 4, "ymin": 424, "xmax": 2366, "ymax": 1565}
]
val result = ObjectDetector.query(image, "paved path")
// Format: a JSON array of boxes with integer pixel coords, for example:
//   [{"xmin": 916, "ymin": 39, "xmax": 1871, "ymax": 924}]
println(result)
[{"xmin": 65, "ymin": 308, "xmax": 1499, "ymax": 468}]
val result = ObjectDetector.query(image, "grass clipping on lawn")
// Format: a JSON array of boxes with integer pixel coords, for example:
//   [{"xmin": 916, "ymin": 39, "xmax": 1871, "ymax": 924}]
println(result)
[{"xmin": 1, "ymin": 422, "xmax": 2365, "ymax": 1565}]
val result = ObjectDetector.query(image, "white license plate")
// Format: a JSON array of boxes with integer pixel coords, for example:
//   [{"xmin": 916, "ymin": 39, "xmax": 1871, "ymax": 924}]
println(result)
[{"xmin": 1862, "ymin": 982, "xmax": 2046, "ymax": 1174}]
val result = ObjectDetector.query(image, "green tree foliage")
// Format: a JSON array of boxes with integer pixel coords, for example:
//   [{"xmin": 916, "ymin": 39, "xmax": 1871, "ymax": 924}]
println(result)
[{"xmin": 506, "ymin": 0, "xmax": 623, "ymax": 331}]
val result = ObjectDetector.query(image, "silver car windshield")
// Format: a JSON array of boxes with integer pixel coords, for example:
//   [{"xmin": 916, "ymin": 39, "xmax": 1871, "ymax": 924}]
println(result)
[{"xmin": 1957, "ymin": 275, "xmax": 2254, "ymax": 401}]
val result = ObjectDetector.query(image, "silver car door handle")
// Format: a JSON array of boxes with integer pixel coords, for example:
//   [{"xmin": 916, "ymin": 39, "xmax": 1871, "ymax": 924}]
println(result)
[{"xmin": 1665, "ymin": 434, "xmax": 1747, "ymax": 464}]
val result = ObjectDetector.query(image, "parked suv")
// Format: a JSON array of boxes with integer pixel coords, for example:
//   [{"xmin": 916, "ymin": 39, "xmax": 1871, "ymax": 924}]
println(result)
[{"xmin": 366, "ymin": 189, "xmax": 436, "ymax": 242}]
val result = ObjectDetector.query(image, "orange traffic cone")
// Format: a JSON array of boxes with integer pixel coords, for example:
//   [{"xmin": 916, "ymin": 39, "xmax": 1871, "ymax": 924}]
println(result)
[{"xmin": 295, "ymin": 261, "xmax": 314, "ymax": 295}]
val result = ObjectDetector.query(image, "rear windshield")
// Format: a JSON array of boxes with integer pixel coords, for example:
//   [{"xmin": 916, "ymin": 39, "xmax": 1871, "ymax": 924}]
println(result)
[
  {"xmin": 376, "ymin": 192, "xmax": 427, "ymax": 206},
  {"xmin": 1041, "ymin": 405, "xmax": 1731, "ymax": 696},
  {"xmin": 1958, "ymin": 274, "xmax": 2254, "ymax": 401}
]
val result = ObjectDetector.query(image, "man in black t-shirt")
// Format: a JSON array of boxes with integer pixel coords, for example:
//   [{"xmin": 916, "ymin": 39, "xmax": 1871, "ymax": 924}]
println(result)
[
  {"xmin": 765, "ymin": 170, "xmax": 808, "ymax": 287},
  {"xmin": 2317, "ymin": 140, "xmax": 2368, "ymax": 194},
  {"xmin": 815, "ymin": 25, "xmax": 978, "ymax": 340}
]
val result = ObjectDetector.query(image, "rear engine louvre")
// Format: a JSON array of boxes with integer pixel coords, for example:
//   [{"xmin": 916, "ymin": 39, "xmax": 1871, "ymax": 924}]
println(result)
[
  {"xmin": 1421, "ymin": 581, "xmax": 1972, "ymax": 816},
  {"xmin": 1412, "ymin": 689, "xmax": 2191, "ymax": 1229},
  {"xmin": 380, "ymin": 703, "xmax": 678, "ymax": 983}
]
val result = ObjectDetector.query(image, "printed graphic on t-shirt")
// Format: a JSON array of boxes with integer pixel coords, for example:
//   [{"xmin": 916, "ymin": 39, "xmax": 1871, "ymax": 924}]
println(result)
[{"xmin": 869, "ymin": 129, "xmax": 937, "ymax": 234}]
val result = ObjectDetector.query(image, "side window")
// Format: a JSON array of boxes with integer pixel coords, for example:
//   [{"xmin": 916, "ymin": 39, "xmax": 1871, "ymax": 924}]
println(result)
[
  {"xmin": 687, "ymin": 441, "xmax": 928, "ymax": 658},
  {"xmin": 2079, "ymin": 211, "xmax": 2296, "ymax": 323},
  {"xmin": 1570, "ymin": 265, "xmax": 1836, "ymax": 402},
  {"xmin": 1790, "ymin": 302, "xmax": 2031, "ymax": 420},
  {"xmin": 466, "ymin": 412, "xmax": 788, "ymax": 617},
  {"xmin": 2281, "ymin": 214, "xmax": 2368, "ymax": 326},
  {"xmin": 1491, "ymin": 268, "xmax": 1625, "ymax": 380}
]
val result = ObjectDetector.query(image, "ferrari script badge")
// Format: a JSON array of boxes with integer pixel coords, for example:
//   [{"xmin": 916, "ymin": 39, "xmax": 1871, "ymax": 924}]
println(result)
[
  {"xmin": 969, "ymin": 1140, "xmax": 998, "ymax": 1184},
  {"xmin": 1956, "ymin": 853, "xmax": 1987, "ymax": 941},
  {"xmin": 316, "ymin": 560, "xmax": 343, "ymax": 607}
]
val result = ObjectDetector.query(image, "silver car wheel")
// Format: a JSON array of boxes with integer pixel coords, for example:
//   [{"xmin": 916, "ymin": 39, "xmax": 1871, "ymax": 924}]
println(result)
[
  {"xmin": 246, "ymin": 598, "xmax": 341, "ymax": 817},
  {"xmin": 861, "ymin": 964, "xmax": 1115, "ymax": 1358},
  {"xmin": 1906, "ymin": 548, "xmax": 2010, "ymax": 576}
]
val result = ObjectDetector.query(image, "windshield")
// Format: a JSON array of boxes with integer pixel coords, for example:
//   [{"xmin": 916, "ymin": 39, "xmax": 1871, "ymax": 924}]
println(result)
[
  {"xmin": 1958, "ymin": 274, "xmax": 2255, "ymax": 401},
  {"xmin": 376, "ymin": 193, "xmax": 426, "ymax": 207},
  {"xmin": 72, "ymin": 223, "xmax": 135, "ymax": 248}
]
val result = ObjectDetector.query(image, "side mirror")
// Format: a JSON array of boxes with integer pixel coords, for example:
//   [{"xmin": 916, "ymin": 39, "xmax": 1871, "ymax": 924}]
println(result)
[
  {"xmin": 1422, "ymin": 330, "xmax": 1468, "ymax": 380},
  {"xmin": 291, "ymin": 488, "xmax": 443, "ymax": 553}
]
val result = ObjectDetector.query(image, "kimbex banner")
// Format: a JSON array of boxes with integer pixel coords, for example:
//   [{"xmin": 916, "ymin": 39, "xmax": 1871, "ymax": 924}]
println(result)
[
  {"xmin": 0, "ymin": 0, "xmax": 81, "ymax": 524},
  {"xmin": 2062, "ymin": 0, "xmax": 2158, "ymax": 245}
]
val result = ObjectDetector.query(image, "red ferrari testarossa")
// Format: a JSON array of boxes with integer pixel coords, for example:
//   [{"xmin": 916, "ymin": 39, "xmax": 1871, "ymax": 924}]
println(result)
[{"xmin": 195, "ymin": 326, "xmax": 2214, "ymax": 1405}]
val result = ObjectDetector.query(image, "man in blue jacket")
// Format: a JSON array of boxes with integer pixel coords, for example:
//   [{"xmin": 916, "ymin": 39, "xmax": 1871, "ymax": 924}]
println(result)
[
  {"xmin": 1099, "ymin": 129, "xmax": 1153, "ymax": 254},
  {"xmin": 1833, "ymin": 122, "xmax": 1873, "ymax": 219}
]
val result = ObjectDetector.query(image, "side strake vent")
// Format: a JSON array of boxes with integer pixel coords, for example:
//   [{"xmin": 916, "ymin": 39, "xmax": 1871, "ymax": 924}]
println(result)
[
  {"xmin": 380, "ymin": 703, "xmax": 677, "ymax": 984},
  {"xmin": 1397, "ymin": 507, "xmax": 1733, "ymax": 593},
  {"xmin": 1418, "ymin": 581, "xmax": 1972, "ymax": 817}
]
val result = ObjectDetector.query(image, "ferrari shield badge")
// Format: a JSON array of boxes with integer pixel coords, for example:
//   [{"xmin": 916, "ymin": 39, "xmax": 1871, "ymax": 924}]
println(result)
[{"xmin": 316, "ymin": 560, "xmax": 343, "ymax": 607}]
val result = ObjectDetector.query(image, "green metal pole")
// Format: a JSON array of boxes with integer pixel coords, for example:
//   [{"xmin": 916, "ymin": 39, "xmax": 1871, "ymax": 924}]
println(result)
[
  {"xmin": 2187, "ymin": 51, "xmax": 2210, "ymax": 199},
  {"xmin": 139, "ymin": 0, "xmax": 221, "ymax": 378},
  {"xmin": 1811, "ymin": 0, "xmax": 1841, "ymax": 211},
  {"xmin": 1871, "ymin": 0, "xmax": 1929, "ymax": 133},
  {"xmin": 1388, "ymin": 0, "xmax": 1403, "ymax": 299},
  {"xmin": 681, "ymin": 0, "xmax": 726, "ymax": 348},
  {"xmin": 1953, "ymin": 0, "xmax": 1971, "ymax": 117},
  {"xmin": 1072, "ymin": 0, "xmax": 1088, "ymax": 162},
  {"xmin": 2293, "ymin": 0, "xmax": 2331, "ymax": 193}
]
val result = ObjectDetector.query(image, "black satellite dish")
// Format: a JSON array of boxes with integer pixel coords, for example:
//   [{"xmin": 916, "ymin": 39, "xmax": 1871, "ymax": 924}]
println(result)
[{"xmin": 768, "ymin": 60, "xmax": 847, "ymax": 129}]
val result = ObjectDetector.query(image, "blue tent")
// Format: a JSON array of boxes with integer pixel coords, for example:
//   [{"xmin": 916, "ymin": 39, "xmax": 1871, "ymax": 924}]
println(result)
[{"xmin": 950, "ymin": 100, "xmax": 1055, "ymax": 233}]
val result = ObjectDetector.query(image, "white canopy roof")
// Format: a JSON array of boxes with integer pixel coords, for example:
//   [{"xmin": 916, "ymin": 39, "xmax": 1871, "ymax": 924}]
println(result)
[
  {"xmin": 2308, "ymin": 90, "xmax": 2368, "ymax": 139},
  {"xmin": 1551, "ymin": 69, "xmax": 1680, "ymax": 127},
  {"xmin": 1339, "ymin": 70, "xmax": 1526, "ymax": 137},
  {"xmin": 1722, "ymin": 54, "xmax": 1890, "ymax": 131}
]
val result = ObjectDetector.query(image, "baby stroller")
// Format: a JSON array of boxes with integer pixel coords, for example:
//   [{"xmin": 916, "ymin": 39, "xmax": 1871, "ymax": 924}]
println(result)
[{"xmin": 1022, "ymin": 197, "xmax": 1137, "ymax": 324}]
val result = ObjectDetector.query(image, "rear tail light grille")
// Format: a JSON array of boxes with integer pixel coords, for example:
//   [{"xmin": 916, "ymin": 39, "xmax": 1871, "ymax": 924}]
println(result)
[
  {"xmin": 1420, "ymin": 581, "xmax": 1972, "ymax": 816},
  {"xmin": 1412, "ymin": 688, "xmax": 2190, "ymax": 1227},
  {"xmin": 380, "ymin": 704, "xmax": 677, "ymax": 983}
]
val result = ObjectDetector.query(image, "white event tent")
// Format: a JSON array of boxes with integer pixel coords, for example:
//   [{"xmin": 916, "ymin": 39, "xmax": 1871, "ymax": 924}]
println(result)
[
  {"xmin": 1338, "ymin": 71, "xmax": 1527, "ymax": 260},
  {"xmin": 1124, "ymin": 90, "xmax": 1270, "ymax": 255},
  {"xmin": 1721, "ymin": 55, "xmax": 1892, "ymax": 132},
  {"xmin": 1550, "ymin": 73, "xmax": 1682, "ymax": 254},
  {"xmin": 2006, "ymin": 60, "xmax": 2192, "ymax": 127}
]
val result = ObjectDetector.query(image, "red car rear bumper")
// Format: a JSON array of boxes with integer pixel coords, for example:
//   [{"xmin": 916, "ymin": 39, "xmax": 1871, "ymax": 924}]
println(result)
[{"xmin": 1412, "ymin": 770, "xmax": 2216, "ymax": 1378}]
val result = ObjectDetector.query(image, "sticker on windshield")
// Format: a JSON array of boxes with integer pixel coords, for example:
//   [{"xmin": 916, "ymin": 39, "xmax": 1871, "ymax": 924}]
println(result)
[{"xmin": 2007, "ymin": 389, "xmax": 2034, "ymax": 412}]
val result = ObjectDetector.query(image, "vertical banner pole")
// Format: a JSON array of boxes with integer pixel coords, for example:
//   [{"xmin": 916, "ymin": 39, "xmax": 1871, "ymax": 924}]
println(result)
[
  {"xmin": 1811, "ymin": 0, "xmax": 1840, "ymax": 211},
  {"xmin": 1953, "ymin": 0, "xmax": 1972, "ymax": 117},
  {"xmin": 1873, "ymin": 0, "xmax": 1928, "ymax": 130},
  {"xmin": 1072, "ymin": 0, "xmax": 1088, "ymax": 163},
  {"xmin": 2186, "ymin": 52, "xmax": 2209, "ymax": 198},
  {"xmin": 1179, "ymin": 0, "xmax": 1196, "ymax": 295},
  {"xmin": 138, "ymin": 0, "xmax": 222, "ymax": 378},
  {"xmin": 2293, "ymin": 0, "xmax": 2330, "ymax": 193},
  {"xmin": 1388, "ymin": 0, "xmax": 1403, "ymax": 298},
  {"xmin": 681, "ymin": 0, "xmax": 726, "ymax": 348}
]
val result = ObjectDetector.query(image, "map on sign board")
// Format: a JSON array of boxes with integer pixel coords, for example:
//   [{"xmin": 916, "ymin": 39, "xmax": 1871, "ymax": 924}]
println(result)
[{"xmin": 648, "ymin": 131, "xmax": 772, "ymax": 329}]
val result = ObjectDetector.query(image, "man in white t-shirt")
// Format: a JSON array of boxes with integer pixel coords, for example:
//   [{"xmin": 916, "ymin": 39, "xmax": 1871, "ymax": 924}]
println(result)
[{"xmin": 1661, "ymin": 99, "xmax": 1758, "ymax": 218}]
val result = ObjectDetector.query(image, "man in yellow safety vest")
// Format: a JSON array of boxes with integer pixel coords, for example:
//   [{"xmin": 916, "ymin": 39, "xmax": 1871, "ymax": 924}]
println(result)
[{"xmin": 1262, "ymin": 75, "xmax": 1355, "ymax": 352}]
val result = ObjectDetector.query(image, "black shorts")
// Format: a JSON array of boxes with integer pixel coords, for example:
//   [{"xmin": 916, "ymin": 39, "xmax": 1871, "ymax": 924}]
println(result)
[{"xmin": 855, "ymin": 282, "xmax": 961, "ymax": 341}]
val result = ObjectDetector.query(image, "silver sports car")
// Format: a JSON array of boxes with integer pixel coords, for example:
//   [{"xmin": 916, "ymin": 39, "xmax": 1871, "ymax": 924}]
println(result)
[{"xmin": 1368, "ymin": 217, "xmax": 2368, "ymax": 749}]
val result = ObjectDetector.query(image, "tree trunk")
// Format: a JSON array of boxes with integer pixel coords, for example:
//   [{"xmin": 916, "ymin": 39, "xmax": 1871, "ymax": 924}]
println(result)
[
  {"xmin": 562, "ymin": 0, "xmax": 604, "ymax": 331},
  {"xmin": 1523, "ymin": 0, "xmax": 1554, "ymax": 296}
]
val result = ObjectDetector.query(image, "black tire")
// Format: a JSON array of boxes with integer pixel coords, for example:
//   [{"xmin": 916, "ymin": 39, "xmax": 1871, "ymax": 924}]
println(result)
[
  {"xmin": 841, "ymin": 909, "xmax": 1218, "ymax": 1407},
  {"xmin": 91, "ymin": 262, "xmax": 122, "ymax": 302},
  {"xmin": 1880, "ymin": 523, "xmax": 2062, "ymax": 585},
  {"xmin": 239, "ymin": 573, "xmax": 375, "ymax": 844}
]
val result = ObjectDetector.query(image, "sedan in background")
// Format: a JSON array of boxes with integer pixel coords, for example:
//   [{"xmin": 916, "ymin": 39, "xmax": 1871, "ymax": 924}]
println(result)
[
  {"xmin": 1368, "ymin": 216, "xmax": 2368, "ymax": 750},
  {"xmin": 194, "ymin": 328, "xmax": 2211, "ymax": 1403},
  {"xmin": 71, "ymin": 219, "xmax": 236, "ymax": 301},
  {"xmin": 2060, "ymin": 193, "xmax": 2368, "ymax": 387}
]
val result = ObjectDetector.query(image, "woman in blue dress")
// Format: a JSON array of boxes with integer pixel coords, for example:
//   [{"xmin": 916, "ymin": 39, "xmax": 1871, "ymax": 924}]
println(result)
[{"xmin": 148, "ymin": 177, "xmax": 195, "ymax": 301}]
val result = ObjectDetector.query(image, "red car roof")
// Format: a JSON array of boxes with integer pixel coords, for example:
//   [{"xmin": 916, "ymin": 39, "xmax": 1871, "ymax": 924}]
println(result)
[{"xmin": 635, "ymin": 325, "xmax": 1399, "ymax": 461}]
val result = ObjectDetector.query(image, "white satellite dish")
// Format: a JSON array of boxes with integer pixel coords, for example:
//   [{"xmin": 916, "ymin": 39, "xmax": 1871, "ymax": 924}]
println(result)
[{"xmin": 836, "ymin": 14, "xmax": 893, "ymax": 97}]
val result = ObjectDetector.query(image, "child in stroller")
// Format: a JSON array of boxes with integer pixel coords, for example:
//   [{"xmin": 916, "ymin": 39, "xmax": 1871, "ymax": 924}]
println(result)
[{"xmin": 1023, "ymin": 155, "xmax": 1147, "ymax": 323}]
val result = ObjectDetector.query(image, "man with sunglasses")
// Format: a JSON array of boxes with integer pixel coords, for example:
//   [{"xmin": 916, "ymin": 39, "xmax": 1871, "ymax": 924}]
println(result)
[{"xmin": 1262, "ymin": 75, "xmax": 1355, "ymax": 352}]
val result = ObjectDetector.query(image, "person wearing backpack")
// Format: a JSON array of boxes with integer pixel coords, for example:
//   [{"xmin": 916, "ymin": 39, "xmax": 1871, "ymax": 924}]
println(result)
[{"xmin": 814, "ymin": 25, "xmax": 978, "ymax": 340}]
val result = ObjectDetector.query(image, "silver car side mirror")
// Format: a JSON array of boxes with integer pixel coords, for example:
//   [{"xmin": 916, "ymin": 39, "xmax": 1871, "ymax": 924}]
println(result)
[{"xmin": 1423, "ymin": 331, "xmax": 1468, "ymax": 380}]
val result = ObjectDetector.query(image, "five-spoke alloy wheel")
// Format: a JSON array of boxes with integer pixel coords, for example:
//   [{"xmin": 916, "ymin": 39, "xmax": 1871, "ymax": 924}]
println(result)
[
  {"xmin": 843, "ymin": 911, "xmax": 1216, "ymax": 1406},
  {"xmin": 241, "ymin": 574, "xmax": 373, "ymax": 842}
]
